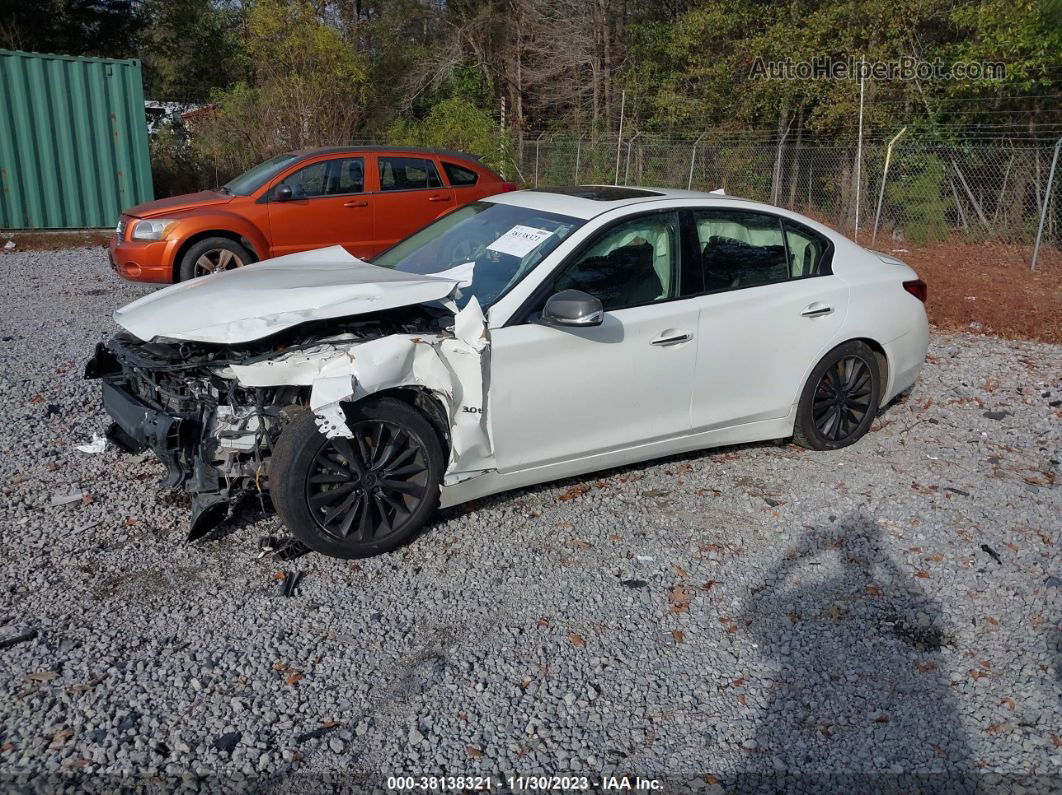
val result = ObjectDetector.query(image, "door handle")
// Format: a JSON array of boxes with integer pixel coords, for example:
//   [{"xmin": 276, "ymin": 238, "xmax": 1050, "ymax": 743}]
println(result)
[
  {"xmin": 343, "ymin": 199, "xmax": 368, "ymax": 208},
  {"xmin": 801, "ymin": 302, "xmax": 833, "ymax": 318},
  {"xmin": 650, "ymin": 330, "xmax": 693, "ymax": 346},
  {"xmin": 428, "ymin": 195, "xmax": 451, "ymax": 202}
]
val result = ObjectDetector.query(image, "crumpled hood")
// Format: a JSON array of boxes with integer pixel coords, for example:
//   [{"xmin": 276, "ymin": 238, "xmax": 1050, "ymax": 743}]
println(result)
[
  {"xmin": 114, "ymin": 246, "xmax": 461, "ymax": 344},
  {"xmin": 124, "ymin": 190, "xmax": 233, "ymax": 218}
]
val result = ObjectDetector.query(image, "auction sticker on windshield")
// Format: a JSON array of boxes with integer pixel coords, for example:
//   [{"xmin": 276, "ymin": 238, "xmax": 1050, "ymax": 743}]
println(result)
[{"xmin": 486, "ymin": 225, "xmax": 554, "ymax": 258}]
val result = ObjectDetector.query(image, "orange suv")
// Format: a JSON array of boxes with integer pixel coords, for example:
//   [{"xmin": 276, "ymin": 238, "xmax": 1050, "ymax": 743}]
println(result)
[{"xmin": 109, "ymin": 147, "xmax": 515, "ymax": 283}]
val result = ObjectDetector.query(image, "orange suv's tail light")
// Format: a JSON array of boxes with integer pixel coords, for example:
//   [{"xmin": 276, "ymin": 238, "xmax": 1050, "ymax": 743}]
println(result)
[
  {"xmin": 500, "ymin": 181, "xmax": 518, "ymax": 192},
  {"xmin": 903, "ymin": 279, "xmax": 927, "ymax": 303}
]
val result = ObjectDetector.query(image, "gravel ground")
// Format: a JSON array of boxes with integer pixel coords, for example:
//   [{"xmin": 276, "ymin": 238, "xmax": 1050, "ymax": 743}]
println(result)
[{"xmin": 0, "ymin": 247, "xmax": 1059, "ymax": 792}]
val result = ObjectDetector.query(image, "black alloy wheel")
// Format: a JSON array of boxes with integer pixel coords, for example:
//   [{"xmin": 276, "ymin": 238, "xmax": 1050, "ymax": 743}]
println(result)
[
  {"xmin": 812, "ymin": 355, "xmax": 874, "ymax": 442},
  {"xmin": 270, "ymin": 398, "xmax": 444, "ymax": 558},
  {"xmin": 793, "ymin": 340, "xmax": 882, "ymax": 450},
  {"xmin": 307, "ymin": 421, "xmax": 430, "ymax": 542}
]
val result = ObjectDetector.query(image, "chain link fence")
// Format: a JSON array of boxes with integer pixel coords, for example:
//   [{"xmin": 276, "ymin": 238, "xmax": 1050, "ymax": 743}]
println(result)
[{"xmin": 517, "ymin": 134, "xmax": 1062, "ymax": 257}]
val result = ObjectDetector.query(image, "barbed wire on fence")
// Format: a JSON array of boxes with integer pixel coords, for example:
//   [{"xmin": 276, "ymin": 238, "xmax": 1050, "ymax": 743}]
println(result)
[{"xmin": 515, "ymin": 133, "xmax": 1062, "ymax": 255}]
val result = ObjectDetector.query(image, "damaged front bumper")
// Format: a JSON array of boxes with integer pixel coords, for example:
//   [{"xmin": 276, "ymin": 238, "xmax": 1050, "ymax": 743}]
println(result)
[
  {"xmin": 85, "ymin": 290, "xmax": 496, "ymax": 546},
  {"xmin": 85, "ymin": 339, "xmax": 268, "ymax": 540}
]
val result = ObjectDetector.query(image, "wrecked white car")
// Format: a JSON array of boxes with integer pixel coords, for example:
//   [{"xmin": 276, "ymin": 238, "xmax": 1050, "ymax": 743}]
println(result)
[{"xmin": 86, "ymin": 187, "xmax": 929, "ymax": 558}]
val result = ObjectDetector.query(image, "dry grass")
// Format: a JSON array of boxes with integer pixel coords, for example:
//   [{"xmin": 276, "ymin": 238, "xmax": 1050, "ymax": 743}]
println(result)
[
  {"xmin": 895, "ymin": 240, "xmax": 1062, "ymax": 344},
  {"xmin": 3, "ymin": 230, "xmax": 111, "ymax": 250}
]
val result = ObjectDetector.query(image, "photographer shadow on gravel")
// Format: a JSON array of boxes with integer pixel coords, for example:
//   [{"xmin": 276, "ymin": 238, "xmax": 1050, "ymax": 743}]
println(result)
[{"xmin": 731, "ymin": 512, "xmax": 979, "ymax": 794}]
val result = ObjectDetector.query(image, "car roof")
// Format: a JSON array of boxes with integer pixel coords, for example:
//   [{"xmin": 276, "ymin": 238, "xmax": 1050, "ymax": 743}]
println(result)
[
  {"xmin": 485, "ymin": 185, "xmax": 758, "ymax": 220},
  {"xmin": 288, "ymin": 146, "xmax": 484, "ymax": 164}
]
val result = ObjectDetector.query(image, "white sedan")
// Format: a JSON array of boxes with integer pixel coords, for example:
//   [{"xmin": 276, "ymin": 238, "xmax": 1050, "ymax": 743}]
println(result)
[{"xmin": 86, "ymin": 186, "xmax": 929, "ymax": 558}]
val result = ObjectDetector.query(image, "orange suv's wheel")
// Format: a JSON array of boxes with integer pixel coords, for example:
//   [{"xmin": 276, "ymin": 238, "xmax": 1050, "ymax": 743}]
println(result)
[{"xmin": 178, "ymin": 237, "xmax": 252, "ymax": 281}]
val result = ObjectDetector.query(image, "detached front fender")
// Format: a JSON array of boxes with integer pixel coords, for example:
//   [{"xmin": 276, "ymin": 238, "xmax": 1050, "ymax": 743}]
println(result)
[{"xmin": 227, "ymin": 299, "xmax": 494, "ymax": 485}]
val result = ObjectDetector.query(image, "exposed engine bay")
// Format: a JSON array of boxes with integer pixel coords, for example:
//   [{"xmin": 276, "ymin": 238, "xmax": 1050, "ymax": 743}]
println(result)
[{"xmin": 85, "ymin": 294, "xmax": 493, "ymax": 541}]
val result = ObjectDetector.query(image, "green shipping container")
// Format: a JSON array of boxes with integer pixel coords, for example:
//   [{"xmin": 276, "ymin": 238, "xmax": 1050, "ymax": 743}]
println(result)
[{"xmin": 0, "ymin": 49, "xmax": 153, "ymax": 230}]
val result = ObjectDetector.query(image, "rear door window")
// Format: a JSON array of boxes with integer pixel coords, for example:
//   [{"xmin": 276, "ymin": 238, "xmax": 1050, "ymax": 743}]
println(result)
[
  {"xmin": 443, "ymin": 162, "xmax": 479, "ymax": 186},
  {"xmin": 693, "ymin": 210, "xmax": 788, "ymax": 291},
  {"xmin": 378, "ymin": 157, "xmax": 444, "ymax": 191},
  {"xmin": 783, "ymin": 221, "xmax": 830, "ymax": 278}
]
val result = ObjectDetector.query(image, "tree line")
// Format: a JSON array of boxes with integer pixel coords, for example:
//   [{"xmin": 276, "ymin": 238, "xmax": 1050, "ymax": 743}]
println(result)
[{"xmin": 2, "ymin": 0, "xmax": 1059, "ymax": 191}]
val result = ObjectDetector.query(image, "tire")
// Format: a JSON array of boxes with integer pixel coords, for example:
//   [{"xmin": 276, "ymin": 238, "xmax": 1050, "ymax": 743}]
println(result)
[
  {"xmin": 793, "ymin": 340, "xmax": 881, "ymax": 451},
  {"xmin": 177, "ymin": 236, "xmax": 251, "ymax": 281},
  {"xmin": 269, "ymin": 398, "xmax": 444, "ymax": 559}
]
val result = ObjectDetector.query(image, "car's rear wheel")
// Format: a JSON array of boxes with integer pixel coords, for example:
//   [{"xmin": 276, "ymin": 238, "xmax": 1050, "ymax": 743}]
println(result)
[
  {"xmin": 178, "ymin": 237, "xmax": 251, "ymax": 281},
  {"xmin": 270, "ymin": 398, "xmax": 444, "ymax": 559},
  {"xmin": 793, "ymin": 341, "xmax": 881, "ymax": 450}
]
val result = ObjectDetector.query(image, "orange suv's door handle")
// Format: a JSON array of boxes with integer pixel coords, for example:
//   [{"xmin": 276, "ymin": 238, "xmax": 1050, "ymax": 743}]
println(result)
[
  {"xmin": 428, "ymin": 195, "xmax": 451, "ymax": 202},
  {"xmin": 343, "ymin": 199, "xmax": 368, "ymax": 208}
]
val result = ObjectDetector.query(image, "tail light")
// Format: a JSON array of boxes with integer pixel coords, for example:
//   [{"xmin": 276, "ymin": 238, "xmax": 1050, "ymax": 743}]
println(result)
[
  {"xmin": 903, "ymin": 279, "xmax": 927, "ymax": 303},
  {"xmin": 500, "ymin": 181, "xmax": 518, "ymax": 192}
]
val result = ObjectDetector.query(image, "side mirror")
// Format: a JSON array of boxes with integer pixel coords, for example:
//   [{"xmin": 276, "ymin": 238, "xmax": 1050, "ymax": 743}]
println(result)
[
  {"xmin": 540, "ymin": 289, "xmax": 604, "ymax": 327},
  {"xmin": 271, "ymin": 184, "xmax": 293, "ymax": 202}
]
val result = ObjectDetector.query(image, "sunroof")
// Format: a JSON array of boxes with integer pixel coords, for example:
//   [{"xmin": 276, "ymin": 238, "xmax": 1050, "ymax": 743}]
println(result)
[{"xmin": 528, "ymin": 186, "xmax": 664, "ymax": 201}]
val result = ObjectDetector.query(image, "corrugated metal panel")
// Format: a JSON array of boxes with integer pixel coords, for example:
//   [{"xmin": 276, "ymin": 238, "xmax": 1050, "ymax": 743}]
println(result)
[{"xmin": 0, "ymin": 49, "xmax": 154, "ymax": 229}]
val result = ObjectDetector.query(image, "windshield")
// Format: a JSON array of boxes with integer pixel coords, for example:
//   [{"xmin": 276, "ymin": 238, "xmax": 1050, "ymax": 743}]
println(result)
[
  {"xmin": 373, "ymin": 202, "xmax": 583, "ymax": 309},
  {"xmin": 223, "ymin": 153, "xmax": 300, "ymax": 195}
]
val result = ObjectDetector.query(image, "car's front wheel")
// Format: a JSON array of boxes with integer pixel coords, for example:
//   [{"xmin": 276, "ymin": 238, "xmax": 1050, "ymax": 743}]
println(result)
[
  {"xmin": 270, "ymin": 398, "xmax": 444, "ymax": 559},
  {"xmin": 793, "ymin": 340, "xmax": 882, "ymax": 450},
  {"xmin": 178, "ymin": 237, "xmax": 251, "ymax": 281}
]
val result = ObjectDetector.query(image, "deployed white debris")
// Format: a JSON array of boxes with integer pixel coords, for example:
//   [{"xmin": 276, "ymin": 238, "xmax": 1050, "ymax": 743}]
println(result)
[
  {"xmin": 113, "ymin": 246, "xmax": 464, "ymax": 344},
  {"xmin": 75, "ymin": 434, "xmax": 108, "ymax": 454}
]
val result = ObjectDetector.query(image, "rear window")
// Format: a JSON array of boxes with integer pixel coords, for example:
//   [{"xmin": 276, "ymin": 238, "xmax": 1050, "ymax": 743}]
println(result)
[
  {"xmin": 379, "ymin": 157, "xmax": 443, "ymax": 191},
  {"xmin": 443, "ymin": 162, "xmax": 479, "ymax": 186}
]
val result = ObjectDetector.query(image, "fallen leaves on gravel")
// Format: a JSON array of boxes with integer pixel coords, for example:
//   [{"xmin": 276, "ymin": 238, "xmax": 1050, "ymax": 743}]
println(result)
[
  {"xmin": 671, "ymin": 630, "xmax": 685, "ymax": 644},
  {"xmin": 568, "ymin": 633, "xmax": 584, "ymax": 646},
  {"xmin": 466, "ymin": 745, "xmax": 483, "ymax": 758},
  {"xmin": 672, "ymin": 564, "xmax": 689, "ymax": 578},
  {"xmin": 558, "ymin": 484, "xmax": 590, "ymax": 501},
  {"xmin": 66, "ymin": 675, "xmax": 105, "ymax": 694},
  {"xmin": 23, "ymin": 671, "xmax": 58, "ymax": 683},
  {"xmin": 285, "ymin": 672, "xmax": 304, "ymax": 685},
  {"xmin": 49, "ymin": 728, "xmax": 73, "ymax": 748},
  {"xmin": 668, "ymin": 586, "xmax": 697, "ymax": 613}
]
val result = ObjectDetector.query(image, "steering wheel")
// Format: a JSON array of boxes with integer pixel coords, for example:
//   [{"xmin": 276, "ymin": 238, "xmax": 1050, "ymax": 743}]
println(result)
[{"xmin": 445, "ymin": 236, "xmax": 479, "ymax": 264}]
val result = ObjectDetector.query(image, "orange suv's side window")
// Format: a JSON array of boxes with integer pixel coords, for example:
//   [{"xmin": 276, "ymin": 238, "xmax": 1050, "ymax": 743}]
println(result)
[
  {"xmin": 378, "ymin": 157, "xmax": 444, "ymax": 191},
  {"xmin": 442, "ymin": 161, "xmax": 479, "ymax": 186},
  {"xmin": 281, "ymin": 157, "xmax": 365, "ymax": 198}
]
